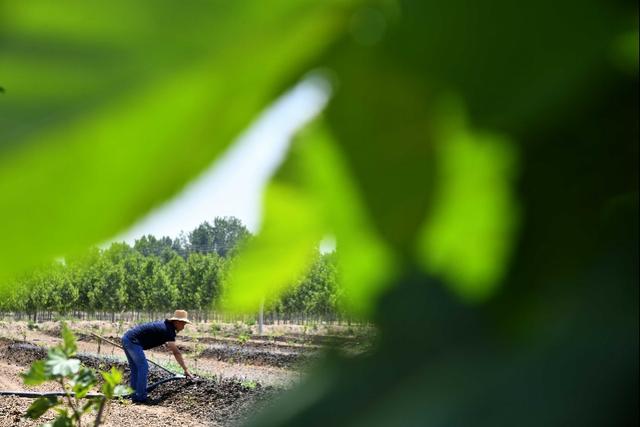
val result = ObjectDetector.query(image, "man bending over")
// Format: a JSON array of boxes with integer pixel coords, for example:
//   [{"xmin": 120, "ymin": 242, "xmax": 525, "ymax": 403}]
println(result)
[{"xmin": 122, "ymin": 309, "xmax": 193, "ymax": 403}]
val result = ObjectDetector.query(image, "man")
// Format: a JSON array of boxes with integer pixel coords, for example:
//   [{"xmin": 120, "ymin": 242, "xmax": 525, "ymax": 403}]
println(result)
[{"xmin": 122, "ymin": 309, "xmax": 193, "ymax": 403}]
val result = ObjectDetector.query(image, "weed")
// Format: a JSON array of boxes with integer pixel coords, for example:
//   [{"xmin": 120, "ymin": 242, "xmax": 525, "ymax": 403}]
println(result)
[
  {"xmin": 210, "ymin": 323, "xmax": 222, "ymax": 337},
  {"xmin": 237, "ymin": 333, "xmax": 250, "ymax": 345},
  {"xmin": 240, "ymin": 380, "xmax": 257, "ymax": 389}
]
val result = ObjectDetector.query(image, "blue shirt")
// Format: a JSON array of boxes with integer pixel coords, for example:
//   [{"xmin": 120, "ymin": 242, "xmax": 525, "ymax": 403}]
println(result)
[{"xmin": 124, "ymin": 320, "xmax": 176, "ymax": 350}]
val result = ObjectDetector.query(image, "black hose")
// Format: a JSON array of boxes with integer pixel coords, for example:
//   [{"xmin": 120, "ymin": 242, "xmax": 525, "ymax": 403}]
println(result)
[
  {"xmin": 0, "ymin": 376, "xmax": 190, "ymax": 398},
  {"xmin": 0, "ymin": 391, "xmax": 104, "ymax": 398}
]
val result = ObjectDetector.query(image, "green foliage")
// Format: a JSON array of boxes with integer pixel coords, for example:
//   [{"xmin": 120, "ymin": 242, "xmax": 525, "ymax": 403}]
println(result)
[
  {"xmin": 209, "ymin": 323, "xmax": 222, "ymax": 336},
  {"xmin": 25, "ymin": 396, "xmax": 58, "ymax": 420},
  {"xmin": 101, "ymin": 367, "xmax": 129, "ymax": 400},
  {"xmin": 0, "ymin": 0, "xmax": 359, "ymax": 282},
  {"xmin": 22, "ymin": 360, "xmax": 47, "ymax": 386},
  {"xmin": 237, "ymin": 333, "xmax": 251, "ymax": 346},
  {"xmin": 222, "ymin": 183, "xmax": 325, "ymax": 312},
  {"xmin": 241, "ymin": 380, "xmax": 258, "ymax": 389},
  {"xmin": 21, "ymin": 324, "xmax": 130, "ymax": 426},
  {"xmin": 0, "ymin": 217, "xmax": 344, "ymax": 319},
  {"xmin": 416, "ymin": 101, "xmax": 519, "ymax": 300},
  {"xmin": 1, "ymin": 0, "xmax": 637, "ymax": 425},
  {"xmin": 188, "ymin": 217, "xmax": 250, "ymax": 257}
]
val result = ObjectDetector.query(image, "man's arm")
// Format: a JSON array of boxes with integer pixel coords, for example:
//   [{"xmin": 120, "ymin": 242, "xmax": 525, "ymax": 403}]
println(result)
[{"xmin": 166, "ymin": 341, "xmax": 192, "ymax": 378}]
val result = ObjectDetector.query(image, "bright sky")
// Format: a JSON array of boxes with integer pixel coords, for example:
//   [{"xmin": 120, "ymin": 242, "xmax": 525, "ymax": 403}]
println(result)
[{"xmin": 114, "ymin": 76, "xmax": 330, "ymax": 244}]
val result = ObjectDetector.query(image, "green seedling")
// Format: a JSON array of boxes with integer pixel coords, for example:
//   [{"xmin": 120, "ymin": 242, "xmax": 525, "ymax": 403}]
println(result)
[{"xmin": 21, "ymin": 323, "xmax": 130, "ymax": 427}]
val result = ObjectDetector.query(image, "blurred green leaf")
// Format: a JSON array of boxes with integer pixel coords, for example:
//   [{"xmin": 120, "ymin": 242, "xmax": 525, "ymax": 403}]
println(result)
[
  {"xmin": 0, "ymin": 0, "xmax": 360, "ymax": 281},
  {"xmin": 46, "ymin": 348, "xmax": 80, "ymax": 377},
  {"xmin": 60, "ymin": 323, "xmax": 77, "ymax": 357},
  {"xmin": 612, "ymin": 30, "xmax": 639, "ymax": 73},
  {"xmin": 417, "ymin": 101, "xmax": 519, "ymax": 300},
  {"xmin": 25, "ymin": 396, "xmax": 58, "ymax": 420},
  {"xmin": 222, "ymin": 182, "xmax": 325, "ymax": 312},
  {"xmin": 50, "ymin": 413, "xmax": 73, "ymax": 427},
  {"xmin": 101, "ymin": 367, "xmax": 126, "ymax": 398},
  {"xmin": 101, "ymin": 366, "xmax": 122, "ymax": 387},
  {"xmin": 113, "ymin": 385, "xmax": 131, "ymax": 398},
  {"xmin": 21, "ymin": 359, "xmax": 47, "ymax": 385},
  {"xmin": 223, "ymin": 117, "xmax": 397, "ymax": 316},
  {"xmin": 293, "ymin": 121, "xmax": 396, "ymax": 315},
  {"xmin": 70, "ymin": 367, "xmax": 96, "ymax": 399}
]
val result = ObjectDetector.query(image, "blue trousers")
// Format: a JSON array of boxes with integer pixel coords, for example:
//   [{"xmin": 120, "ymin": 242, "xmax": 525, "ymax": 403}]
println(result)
[{"xmin": 122, "ymin": 334, "xmax": 148, "ymax": 402}]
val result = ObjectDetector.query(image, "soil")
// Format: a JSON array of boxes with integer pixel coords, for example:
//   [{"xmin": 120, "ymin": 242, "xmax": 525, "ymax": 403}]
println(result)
[
  {"xmin": 0, "ymin": 321, "xmax": 369, "ymax": 426},
  {"xmin": 0, "ymin": 340, "xmax": 281, "ymax": 426}
]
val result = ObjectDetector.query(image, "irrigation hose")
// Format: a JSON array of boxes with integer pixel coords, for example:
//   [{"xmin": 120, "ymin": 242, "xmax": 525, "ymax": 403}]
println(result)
[{"xmin": 0, "ymin": 375, "xmax": 189, "ymax": 398}]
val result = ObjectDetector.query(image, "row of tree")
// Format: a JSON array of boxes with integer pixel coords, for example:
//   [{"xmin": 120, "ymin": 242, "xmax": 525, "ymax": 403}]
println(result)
[{"xmin": 0, "ymin": 217, "xmax": 341, "ymax": 321}]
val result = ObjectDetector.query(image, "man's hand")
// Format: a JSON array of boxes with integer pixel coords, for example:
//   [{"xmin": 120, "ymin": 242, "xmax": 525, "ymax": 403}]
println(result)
[{"xmin": 166, "ymin": 341, "xmax": 191, "ymax": 377}]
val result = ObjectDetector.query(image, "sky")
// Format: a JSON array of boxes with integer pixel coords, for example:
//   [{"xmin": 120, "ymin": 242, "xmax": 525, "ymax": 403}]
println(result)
[{"xmin": 113, "ymin": 76, "xmax": 330, "ymax": 245}]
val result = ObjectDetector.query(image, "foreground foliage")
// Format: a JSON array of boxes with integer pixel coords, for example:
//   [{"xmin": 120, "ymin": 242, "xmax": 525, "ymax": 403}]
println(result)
[
  {"xmin": 21, "ymin": 324, "xmax": 129, "ymax": 427},
  {"xmin": 1, "ymin": 0, "xmax": 637, "ymax": 425}
]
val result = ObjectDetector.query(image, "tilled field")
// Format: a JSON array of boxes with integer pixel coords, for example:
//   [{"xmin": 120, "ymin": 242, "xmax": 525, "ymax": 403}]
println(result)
[
  {"xmin": 0, "ymin": 340, "xmax": 281, "ymax": 426},
  {"xmin": 69, "ymin": 332, "xmax": 317, "ymax": 369}
]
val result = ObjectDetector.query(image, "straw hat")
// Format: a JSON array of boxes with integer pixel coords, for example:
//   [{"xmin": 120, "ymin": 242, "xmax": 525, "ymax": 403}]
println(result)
[{"xmin": 168, "ymin": 310, "xmax": 191, "ymax": 324}]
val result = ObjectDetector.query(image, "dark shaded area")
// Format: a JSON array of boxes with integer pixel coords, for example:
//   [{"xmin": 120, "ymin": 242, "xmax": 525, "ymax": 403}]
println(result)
[{"xmin": 246, "ymin": 0, "xmax": 638, "ymax": 425}]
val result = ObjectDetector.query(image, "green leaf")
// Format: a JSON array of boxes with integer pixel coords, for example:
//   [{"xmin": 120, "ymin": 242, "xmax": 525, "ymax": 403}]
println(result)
[
  {"xmin": 46, "ymin": 348, "xmax": 80, "ymax": 377},
  {"xmin": 0, "ymin": 0, "xmax": 360, "ymax": 281},
  {"xmin": 101, "ymin": 367, "xmax": 124, "ymax": 398},
  {"xmin": 113, "ymin": 385, "xmax": 132, "ymax": 397},
  {"xmin": 222, "ymin": 182, "xmax": 325, "ymax": 312},
  {"xmin": 81, "ymin": 398, "xmax": 103, "ymax": 415},
  {"xmin": 51, "ymin": 414, "xmax": 74, "ymax": 427},
  {"xmin": 21, "ymin": 360, "xmax": 47, "ymax": 385},
  {"xmin": 25, "ymin": 396, "xmax": 58, "ymax": 419},
  {"xmin": 60, "ymin": 323, "xmax": 77, "ymax": 357},
  {"xmin": 70, "ymin": 367, "xmax": 96, "ymax": 399},
  {"xmin": 291, "ymin": 121, "xmax": 397, "ymax": 315},
  {"xmin": 416, "ymin": 101, "xmax": 519, "ymax": 300}
]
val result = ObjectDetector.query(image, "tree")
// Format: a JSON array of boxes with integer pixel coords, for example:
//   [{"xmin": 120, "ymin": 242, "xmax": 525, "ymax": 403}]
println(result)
[
  {"xmin": 134, "ymin": 235, "xmax": 176, "ymax": 262},
  {"xmin": 188, "ymin": 217, "xmax": 250, "ymax": 257}
]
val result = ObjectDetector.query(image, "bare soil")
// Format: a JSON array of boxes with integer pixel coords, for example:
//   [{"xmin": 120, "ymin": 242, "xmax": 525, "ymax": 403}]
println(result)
[
  {"xmin": 0, "ymin": 339, "xmax": 279, "ymax": 427},
  {"xmin": 0, "ymin": 321, "xmax": 368, "ymax": 426}
]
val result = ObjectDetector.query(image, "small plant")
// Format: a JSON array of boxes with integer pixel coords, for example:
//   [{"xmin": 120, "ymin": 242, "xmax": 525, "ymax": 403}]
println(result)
[
  {"xmin": 21, "ymin": 323, "xmax": 130, "ymax": 427},
  {"xmin": 237, "ymin": 333, "xmax": 250, "ymax": 345},
  {"xmin": 27, "ymin": 320, "xmax": 39, "ymax": 331},
  {"xmin": 232, "ymin": 321, "xmax": 252, "ymax": 337},
  {"xmin": 192, "ymin": 334, "xmax": 205, "ymax": 372},
  {"xmin": 209, "ymin": 323, "xmax": 222, "ymax": 337},
  {"xmin": 17, "ymin": 325, "xmax": 27, "ymax": 343},
  {"xmin": 116, "ymin": 319, "xmax": 125, "ymax": 336},
  {"xmin": 240, "ymin": 380, "xmax": 257, "ymax": 389}
]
